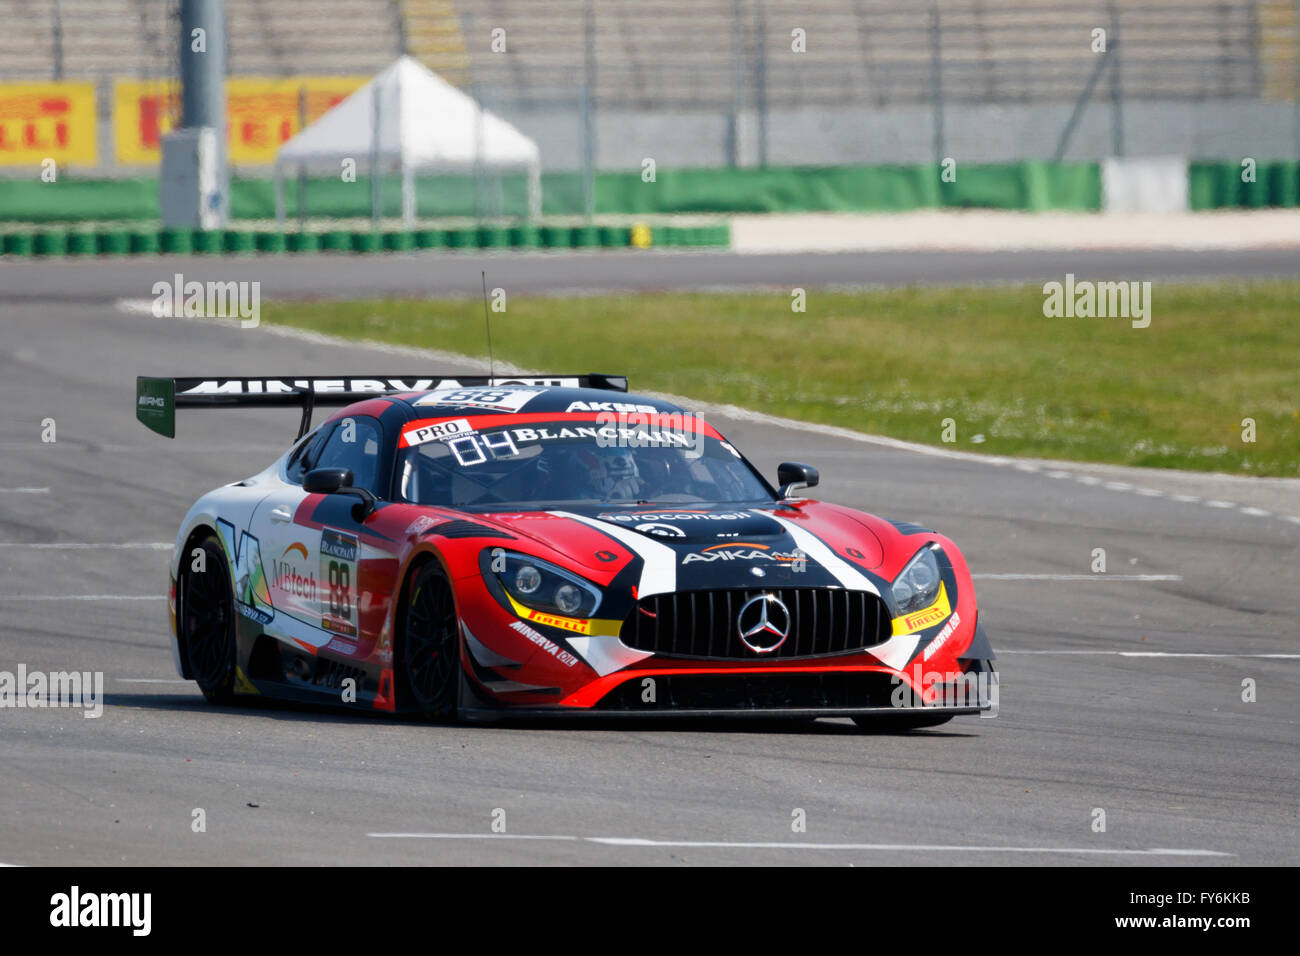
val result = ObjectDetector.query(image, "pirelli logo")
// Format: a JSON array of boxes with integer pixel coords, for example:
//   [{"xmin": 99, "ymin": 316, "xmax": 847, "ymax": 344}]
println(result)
[
  {"xmin": 892, "ymin": 583, "xmax": 952, "ymax": 636},
  {"xmin": 902, "ymin": 604, "xmax": 946, "ymax": 631},
  {"xmin": 521, "ymin": 608, "xmax": 591, "ymax": 635}
]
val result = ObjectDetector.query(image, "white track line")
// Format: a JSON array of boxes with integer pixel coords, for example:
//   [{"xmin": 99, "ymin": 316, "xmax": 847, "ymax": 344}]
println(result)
[
  {"xmin": 370, "ymin": 833, "xmax": 581, "ymax": 842},
  {"xmin": 115, "ymin": 678, "xmax": 190, "ymax": 684},
  {"xmin": 0, "ymin": 487, "xmax": 49, "ymax": 494},
  {"xmin": 364, "ymin": 833, "xmax": 1229, "ymax": 856},
  {"xmin": 0, "ymin": 542, "xmax": 171, "ymax": 550},
  {"xmin": 972, "ymin": 573, "xmax": 1181, "ymax": 581},
  {"xmin": 999, "ymin": 649, "xmax": 1300, "ymax": 659}
]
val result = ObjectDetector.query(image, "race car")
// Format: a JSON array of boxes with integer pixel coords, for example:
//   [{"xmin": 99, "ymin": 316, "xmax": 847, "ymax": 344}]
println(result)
[{"xmin": 137, "ymin": 373, "xmax": 996, "ymax": 728}]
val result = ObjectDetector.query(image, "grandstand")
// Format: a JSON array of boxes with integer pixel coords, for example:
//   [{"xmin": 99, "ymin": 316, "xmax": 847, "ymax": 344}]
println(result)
[
  {"xmin": 1, "ymin": 0, "xmax": 1291, "ymax": 107},
  {"xmin": 0, "ymin": 0, "xmax": 1295, "ymax": 172}
]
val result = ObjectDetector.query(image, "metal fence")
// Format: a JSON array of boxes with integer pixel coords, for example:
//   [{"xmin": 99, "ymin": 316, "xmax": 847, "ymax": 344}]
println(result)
[{"xmin": 453, "ymin": 0, "xmax": 1300, "ymax": 170}]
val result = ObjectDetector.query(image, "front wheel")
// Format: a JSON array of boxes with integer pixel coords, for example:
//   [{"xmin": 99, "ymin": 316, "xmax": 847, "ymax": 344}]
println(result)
[{"xmin": 396, "ymin": 561, "xmax": 461, "ymax": 720}]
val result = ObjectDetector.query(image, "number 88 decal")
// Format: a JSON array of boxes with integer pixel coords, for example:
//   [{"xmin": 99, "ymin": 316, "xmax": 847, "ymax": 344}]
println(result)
[
  {"xmin": 319, "ymin": 529, "xmax": 359, "ymax": 637},
  {"xmin": 328, "ymin": 560, "xmax": 351, "ymax": 617}
]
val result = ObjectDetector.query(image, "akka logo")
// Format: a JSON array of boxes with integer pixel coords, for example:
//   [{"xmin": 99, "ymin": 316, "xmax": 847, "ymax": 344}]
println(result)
[
  {"xmin": 682, "ymin": 542, "xmax": 804, "ymax": 564},
  {"xmin": 271, "ymin": 542, "xmax": 317, "ymax": 599}
]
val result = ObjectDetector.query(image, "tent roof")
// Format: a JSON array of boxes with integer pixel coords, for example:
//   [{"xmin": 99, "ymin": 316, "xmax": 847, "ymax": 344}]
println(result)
[{"xmin": 276, "ymin": 56, "xmax": 540, "ymax": 169}]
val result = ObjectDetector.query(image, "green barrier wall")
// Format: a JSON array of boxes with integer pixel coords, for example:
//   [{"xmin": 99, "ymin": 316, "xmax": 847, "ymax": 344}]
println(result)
[
  {"xmin": 1188, "ymin": 161, "xmax": 1300, "ymax": 210},
  {"xmin": 0, "ymin": 223, "xmax": 729, "ymax": 258},
  {"xmin": 1, "ymin": 161, "xmax": 1103, "ymax": 224}
]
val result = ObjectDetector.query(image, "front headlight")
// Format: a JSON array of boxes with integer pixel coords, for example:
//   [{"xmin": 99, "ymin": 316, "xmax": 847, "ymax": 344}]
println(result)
[
  {"xmin": 891, "ymin": 546, "xmax": 942, "ymax": 615},
  {"xmin": 487, "ymin": 550, "xmax": 602, "ymax": 618}
]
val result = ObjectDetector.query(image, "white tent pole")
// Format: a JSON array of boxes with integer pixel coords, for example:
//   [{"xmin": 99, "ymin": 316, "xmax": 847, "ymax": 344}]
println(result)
[
  {"xmin": 274, "ymin": 162, "xmax": 285, "ymax": 227},
  {"xmin": 397, "ymin": 63, "xmax": 414, "ymax": 226},
  {"xmin": 370, "ymin": 81, "xmax": 382, "ymax": 227},
  {"xmin": 528, "ymin": 162, "xmax": 541, "ymax": 219},
  {"xmin": 403, "ymin": 162, "xmax": 415, "ymax": 225}
]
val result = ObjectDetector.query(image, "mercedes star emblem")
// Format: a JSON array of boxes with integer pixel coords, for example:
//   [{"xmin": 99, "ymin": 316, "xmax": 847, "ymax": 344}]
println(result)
[{"xmin": 736, "ymin": 593, "xmax": 791, "ymax": 653}]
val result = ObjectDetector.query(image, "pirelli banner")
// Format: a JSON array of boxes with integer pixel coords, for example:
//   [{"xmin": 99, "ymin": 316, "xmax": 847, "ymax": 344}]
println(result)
[
  {"xmin": 0, "ymin": 82, "xmax": 98, "ymax": 167},
  {"xmin": 113, "ymin": 75, "xmax": 366, "ymax": 166}
]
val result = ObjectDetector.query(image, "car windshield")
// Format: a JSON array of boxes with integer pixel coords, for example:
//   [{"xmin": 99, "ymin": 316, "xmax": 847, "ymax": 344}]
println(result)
[{"xmin": 395, "ymin": 416, "xmax": 774, "ymax": 509}]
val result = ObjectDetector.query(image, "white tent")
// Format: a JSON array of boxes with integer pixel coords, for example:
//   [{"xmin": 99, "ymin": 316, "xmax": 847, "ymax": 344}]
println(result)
[{"xmin": 274, "ymin": 56, "xmax": 542, "ymax": 224}]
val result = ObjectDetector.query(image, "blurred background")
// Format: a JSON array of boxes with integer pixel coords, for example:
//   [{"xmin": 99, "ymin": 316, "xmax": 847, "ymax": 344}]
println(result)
[{"xmin": 1, "ymin": 0, "xmax": 1298, "ymax": 232}]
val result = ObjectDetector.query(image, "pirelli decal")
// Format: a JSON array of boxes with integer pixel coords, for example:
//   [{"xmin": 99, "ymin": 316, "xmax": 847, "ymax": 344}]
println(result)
[
  {"xmin": 503, "ymin": 593, "xmax": 621, "ymax": 638},
  {"xmin": 891, "ymin": 582, "xmax": 952, "ymax": 636}
]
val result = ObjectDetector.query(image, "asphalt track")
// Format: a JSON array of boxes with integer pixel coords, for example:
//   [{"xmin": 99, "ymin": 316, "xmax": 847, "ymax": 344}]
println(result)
[{"xmin": 0, "ymin": 248, "xmax": 1296, "ymax": 866}]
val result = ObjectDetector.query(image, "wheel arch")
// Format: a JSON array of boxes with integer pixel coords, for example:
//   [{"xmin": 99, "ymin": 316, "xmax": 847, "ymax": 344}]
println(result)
[{"xmin": 391, "ymin": 545, "xmax": 463, "ymax": 717}]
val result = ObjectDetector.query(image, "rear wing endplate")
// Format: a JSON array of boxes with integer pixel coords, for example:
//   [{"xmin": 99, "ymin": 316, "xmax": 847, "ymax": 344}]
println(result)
[{"xmin": 135, "ymin": 374, "xmax": 629, "ymax": 439}]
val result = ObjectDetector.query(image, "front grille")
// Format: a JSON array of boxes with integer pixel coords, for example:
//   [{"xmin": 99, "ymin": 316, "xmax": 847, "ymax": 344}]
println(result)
[{"xmin": 620, "ymin": 588, "xmax": 891, "ymax": 660}]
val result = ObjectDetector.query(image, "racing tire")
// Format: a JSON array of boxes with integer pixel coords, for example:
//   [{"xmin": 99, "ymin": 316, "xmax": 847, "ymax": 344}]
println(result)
[
  {"xmin": 182, "ymin": 532, "xmax": 238, "ymax": 704},
  {"xmin": 397, "ymin": 561, "xmax": 461, "ymax": 720},
  {"xmin": 852, "ymin": 713, "xmax": 954, "ymax": 732}
]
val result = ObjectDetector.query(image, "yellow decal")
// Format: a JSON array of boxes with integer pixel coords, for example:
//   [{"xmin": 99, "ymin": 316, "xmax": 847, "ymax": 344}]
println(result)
[
  {"xmin": 504, "ymin": 593, "xmax": 620, "ymax": 637},
  {"xmin": 233, "ymin": 666, "xmax": 259, "ymax": 695},
  {"xmin": 113, "ymin": 76, "xmax": 367, "ymax": 165},
  {"xmin": 0, "ymin": 82, "xmax": 97, "ymax": 166},
  {"xmin": 891, "ymin": 582, "xmax": 952, "ymax": 636}
]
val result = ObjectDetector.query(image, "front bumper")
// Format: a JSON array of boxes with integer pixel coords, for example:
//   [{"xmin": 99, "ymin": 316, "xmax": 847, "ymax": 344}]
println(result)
[{"xmin": 459, "ymin": 660, "xmax": 998, "ymax": 721}]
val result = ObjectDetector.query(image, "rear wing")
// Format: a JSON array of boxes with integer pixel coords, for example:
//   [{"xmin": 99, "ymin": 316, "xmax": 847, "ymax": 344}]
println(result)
[{"xmin": 135, "ymin": 374, "xmax": 629, "ymax": 439}]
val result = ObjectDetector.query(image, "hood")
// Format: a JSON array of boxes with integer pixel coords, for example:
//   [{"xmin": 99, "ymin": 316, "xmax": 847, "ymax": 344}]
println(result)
[{"xmin": 485, "ymin": 502, "xmax": 886, "ymax": 593}]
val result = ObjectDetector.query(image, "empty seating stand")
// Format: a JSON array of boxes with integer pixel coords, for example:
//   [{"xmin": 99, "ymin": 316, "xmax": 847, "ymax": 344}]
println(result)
[{"xmin": 0, "ymin": 0, "xmax": 1286, "ymax": 107}]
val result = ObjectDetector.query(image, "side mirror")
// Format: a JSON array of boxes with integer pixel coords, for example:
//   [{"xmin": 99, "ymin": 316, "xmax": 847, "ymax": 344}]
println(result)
[
  {"xmin": 304, "ymin": 467, "xmax": 353, "ymax": 495},
  {"xmin": 304, "ymin": 467, "xmax": 378, "ymax": 520},
  {"xmin": 777, "ymin": 461, "xmax": 819, "ymax": 499}
]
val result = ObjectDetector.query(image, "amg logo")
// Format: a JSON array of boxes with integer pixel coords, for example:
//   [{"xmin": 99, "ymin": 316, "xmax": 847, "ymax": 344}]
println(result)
[
  {"xmin": 50, "ymin": 886, "xmax": 151, "ymax": 936},
  {"xmin": 137, "ymin": 394, "xmax": 167, "ymax": 407}
]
